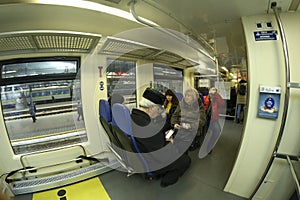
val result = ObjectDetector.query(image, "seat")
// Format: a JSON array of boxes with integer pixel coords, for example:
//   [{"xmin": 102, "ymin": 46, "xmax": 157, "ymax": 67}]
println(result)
[
  {"xmin": 99, "ymin": 99, "xmax": 122, "ymax": 148},
  {"xmin": 176, "ymin": 92, "xmax": 183, "ymax": 101},
  {"xmin": 112, "ymin": 103, "xmax": 153, "ymax": 178}
]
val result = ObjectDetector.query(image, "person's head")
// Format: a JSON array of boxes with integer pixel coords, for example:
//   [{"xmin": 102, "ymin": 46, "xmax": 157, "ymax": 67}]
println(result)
[
  {"xmin": 209, "ymin": 87, "xmax": 217, "ymax": 95},
  {"xmin": 109, "ymin": 93, "xmax": 125, "ymax": 106},
  {"xmin": 165, "ymin": 89, "xmax": 179, "ymax": 105},
  {"xmin": 239, "ymin": 79, "xmax": 247, "ymax": 84},
  {"xmin": 140, "ymin": 87, "xmax": 165, "ymax": 118},
  {"xmin": 139, "ymin": 98, "xmax": 163, "ymax": 118},
  {"xmin": 184, "ymin": 88, "xmax": 199, "ymax": 105}
]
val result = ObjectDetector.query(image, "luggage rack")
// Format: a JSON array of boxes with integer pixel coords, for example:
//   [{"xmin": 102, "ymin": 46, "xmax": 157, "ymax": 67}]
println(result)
[{"xmin": 3, "ymin": 144, "xmax": 120, "ymax": 195}]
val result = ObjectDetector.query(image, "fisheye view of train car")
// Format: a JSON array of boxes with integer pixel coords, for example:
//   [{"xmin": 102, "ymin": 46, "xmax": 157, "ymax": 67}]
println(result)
[{"xmin": 0, "ymin": 1, "xmax": 299, "ymax": 200}]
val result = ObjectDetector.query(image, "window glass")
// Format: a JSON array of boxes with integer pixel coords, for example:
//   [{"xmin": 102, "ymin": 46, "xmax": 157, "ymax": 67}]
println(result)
[
  {"xmin": 2, "ymin": 60, "xmax": 77, "ymax": 79},
  {"xmin": 106, "ymin": 58, "xmax": 136, "ymax": 109},
  {"xmin": 153, "ymin": 64, "xmax": 183, "ymax": 93},
  {"xmin": 0, "ymin": 57, "xmax": 86, "ymax": 155}
]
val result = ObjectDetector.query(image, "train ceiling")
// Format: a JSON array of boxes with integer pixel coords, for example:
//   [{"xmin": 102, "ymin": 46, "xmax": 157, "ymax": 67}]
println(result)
[
  {"xmin": 92, "ymin": 0, "xmax": 300, "ymax": 67},
  {"xmin": 0, "ymin": 0, "xmax": 299, "ymax": 69}
]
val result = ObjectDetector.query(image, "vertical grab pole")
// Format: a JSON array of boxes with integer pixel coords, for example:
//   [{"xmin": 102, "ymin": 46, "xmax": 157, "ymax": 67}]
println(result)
[
  {"xmin": 271, "ymin": 2, "xmax": 291, "ymax": 151},
  {"xmin": 250, "ymin": 2, "xmax": 291, "ymax": 198}
]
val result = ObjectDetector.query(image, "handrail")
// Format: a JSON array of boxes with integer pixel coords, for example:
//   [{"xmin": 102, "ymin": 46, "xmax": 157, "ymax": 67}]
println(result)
[
  {"xmin": 250, "ymin": 2, "xmax": 292, "ymax": 198},
  {"xmin": 20, "ymin": 144, "xmax": 87, "ymax": 170},
  {"xmin": 273, "ymin": 153, "xmax": 300, "ymax": 198},
  {"xmin": 7, "ymin": 150, "xmax": 109, "ymax": 179},
  {"xmin": 286, "ymin": 156, "xmax": 300, "ymax": 197}
]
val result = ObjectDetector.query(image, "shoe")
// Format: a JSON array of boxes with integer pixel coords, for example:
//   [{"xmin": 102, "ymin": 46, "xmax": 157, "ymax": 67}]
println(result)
[
  {"xmin": 236, "ymin": 119, "xmax": 240, "ymax": 123},
  {"xmin": 160, "ymin": 181, "xmax": 171, "ymax": 188},
  {"xmin": 189, "ymin": 145, "xmax": 197, "ymax": 151}
]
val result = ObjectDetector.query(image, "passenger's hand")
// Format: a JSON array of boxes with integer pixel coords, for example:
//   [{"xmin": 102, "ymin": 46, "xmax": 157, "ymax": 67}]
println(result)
[
  {"xmin": 174, "ymin": 124, "xmax": 181, "ymax": 129},
  {"xmin": 182, "ymin": 123, "xmax": 191, "ymax": 129},
  {"xmin": 166, "ymin": 137, "xmax": 174, "ymax": 144}
]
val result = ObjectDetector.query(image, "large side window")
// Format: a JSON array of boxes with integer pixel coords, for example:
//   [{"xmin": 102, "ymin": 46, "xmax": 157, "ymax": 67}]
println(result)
[
  {"xmin": 0, "ymin": 57, "xmax": 86, "ymax": 155},
  {"xmin": 106, "ymin": 58, "xmax": 136, "ymax": 109},
  {"xmin": 153, "ymin": 64, "xmax": 183, "ymax": 93}
]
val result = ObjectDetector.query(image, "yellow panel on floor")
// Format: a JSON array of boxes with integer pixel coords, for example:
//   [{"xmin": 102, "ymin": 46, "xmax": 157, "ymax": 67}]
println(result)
[{"xmin": 32, "ymin": 177, "xmax": 110, "ymax": 200}]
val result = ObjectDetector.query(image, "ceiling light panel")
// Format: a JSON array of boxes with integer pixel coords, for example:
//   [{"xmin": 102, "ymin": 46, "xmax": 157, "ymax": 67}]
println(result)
[
  {"xmin": 0, "ymin": 31, "xmax": 101, "ymax": 56},
  {"xmin": 0, "ymin": 36, "xmax": 35, "ymax": 51}
]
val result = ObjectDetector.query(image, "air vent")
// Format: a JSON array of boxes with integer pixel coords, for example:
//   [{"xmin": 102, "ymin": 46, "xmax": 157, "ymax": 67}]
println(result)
[{"xmin": 0, "ymin": 31, "xmax": 102, "ymax": 56}]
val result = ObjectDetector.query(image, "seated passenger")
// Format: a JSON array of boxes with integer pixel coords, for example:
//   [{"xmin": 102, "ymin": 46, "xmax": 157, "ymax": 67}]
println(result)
[
  {"xmin": 171, "ymin": 88, "xmax": 206, "ymax": 152},
  {"xmin": 163, "ymin": 89, "xmax": 179, "ymax": 131},
  {"xmin": 108, "ymin": 93, "xmax": 125, "ymax": 114},
  {"xmin": 131, "ymin": 88, "xmax": 191, "ymax": 187}
]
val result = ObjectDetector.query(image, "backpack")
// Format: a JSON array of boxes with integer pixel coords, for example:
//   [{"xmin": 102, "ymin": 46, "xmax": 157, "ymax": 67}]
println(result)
[{"xmin": 239, "ymin": 84, "xmax": 246, "ymax": 95}]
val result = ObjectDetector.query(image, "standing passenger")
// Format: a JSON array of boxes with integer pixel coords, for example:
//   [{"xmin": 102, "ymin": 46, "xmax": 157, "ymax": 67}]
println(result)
[
  {"xmin": 207, "ymin": 87, "xmax": 225, "ymax": 151},
  {"xmin": 236, "ymin": 79, "xmax": 247, "ymax": 123},
  {"xmin": 29, "ymin": 101, "xmax": 37, "ymax": 123},
  {"xmin": 77, "ymin": 102, "xmax": 83, "ymax": 121},
  {"xmin": 171, "ymin": 88, "xmax": 206, "ymax": 152}
]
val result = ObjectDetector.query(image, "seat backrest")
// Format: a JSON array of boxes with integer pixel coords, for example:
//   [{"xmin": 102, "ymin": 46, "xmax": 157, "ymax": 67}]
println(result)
[
  {"xmin": 176, "ymin": 92, "xmax": 183, "ymax": 101},
  {"xmin": 112, "ymin": 103, "xmax": 132, "ymax": 136},
  {"xmin": 112, "ymin": 103, "xmax": 153, "ymax": 177},
  {"xmin": 99, "ymin": 99, "xmax": 112, "ymax": 122},
  {"xmin": 99, "ymin": 99, "xmax": 123, "ymax": 148}
]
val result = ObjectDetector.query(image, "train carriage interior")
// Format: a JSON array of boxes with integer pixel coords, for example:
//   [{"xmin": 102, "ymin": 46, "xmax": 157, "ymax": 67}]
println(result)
[{"xmin": 0, "ymin": 1, "xmax": 300, "ymax": 200}]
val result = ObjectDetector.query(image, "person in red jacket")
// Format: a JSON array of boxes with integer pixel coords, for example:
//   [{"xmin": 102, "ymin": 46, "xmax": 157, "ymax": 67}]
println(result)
[
  {"xmin": 205, "ymin": 87, "xmax": 225, "ymax": 154},
  {"xmin": 208, "ymin": 87, "xmax": 225, "ymax": 124}
]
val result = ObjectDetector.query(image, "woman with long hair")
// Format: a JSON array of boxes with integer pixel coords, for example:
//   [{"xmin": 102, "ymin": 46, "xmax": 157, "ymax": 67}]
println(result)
[{"xmin": 163, "ymin": 89, "xmax": 179, "ymax": 130}]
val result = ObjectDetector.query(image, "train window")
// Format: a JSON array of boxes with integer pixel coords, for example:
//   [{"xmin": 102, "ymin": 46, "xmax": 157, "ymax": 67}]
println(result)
[
  {"xmin": 1, "ymin": 78, "xmax": 87, "ymax": 155},
  {"xmin": 153, "ymin": 64, "xmax": 183, "ymax": 93},
  {"xmin": 0, "ymin": 57, "xmax": 79, "ymax": 85},
  {"xmin": 106, "ymin": 58, "xmax": 137, "ymax": 108}
]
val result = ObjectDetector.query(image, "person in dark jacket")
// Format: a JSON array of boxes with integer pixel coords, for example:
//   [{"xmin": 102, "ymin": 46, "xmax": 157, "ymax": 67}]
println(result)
[
  {"xmin": 29, "ymin": 101, "xmax": 37, "ymax": 123},
  {"xmin": 131, "ymin": 88, "xmax": 191, "ymax": 188},
  {"xmin": 77, "ymin": 102, "xmax": 84, "ymax": 121}
]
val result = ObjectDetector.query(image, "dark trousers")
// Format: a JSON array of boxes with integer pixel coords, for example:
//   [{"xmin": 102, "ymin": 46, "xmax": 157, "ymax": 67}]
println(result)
[
  {"xmin": 156, "ymin": 154, "xmax": 191, "ymax": 185},
  {"xmin": 31, "ymin": 114, "xmax": 36, "ymax": 122}
]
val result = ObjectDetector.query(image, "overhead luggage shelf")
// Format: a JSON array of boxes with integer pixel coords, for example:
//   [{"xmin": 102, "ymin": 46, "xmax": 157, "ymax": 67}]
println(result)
[{"xmin": 99, "ymin": 36, "xmax": 199, "ymax": 68}]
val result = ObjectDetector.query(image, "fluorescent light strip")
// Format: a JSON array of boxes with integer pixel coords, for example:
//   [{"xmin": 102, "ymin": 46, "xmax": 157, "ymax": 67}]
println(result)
[
  {"xmin": 289, "ymin": 0, "xmax": 300, "ymax": 11},
  {"xmin": 2, "ymin": 70, "xmax": 16, "ymax": 74},
  {"xmin": 37, "ymin": 0, "xmax": 158, "ymax": 26}
]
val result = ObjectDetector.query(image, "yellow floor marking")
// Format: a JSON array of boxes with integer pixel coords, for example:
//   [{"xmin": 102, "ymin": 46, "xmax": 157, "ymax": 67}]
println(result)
[{"xmin": 32, "ymin": 177, "xmax": 110, "ymax": 200}]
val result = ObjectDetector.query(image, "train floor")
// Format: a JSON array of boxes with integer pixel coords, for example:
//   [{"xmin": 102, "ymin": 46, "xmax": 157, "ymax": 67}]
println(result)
[{"xmin": 13, "ymin": 119, "xmax": 246, "ymax": 200}]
